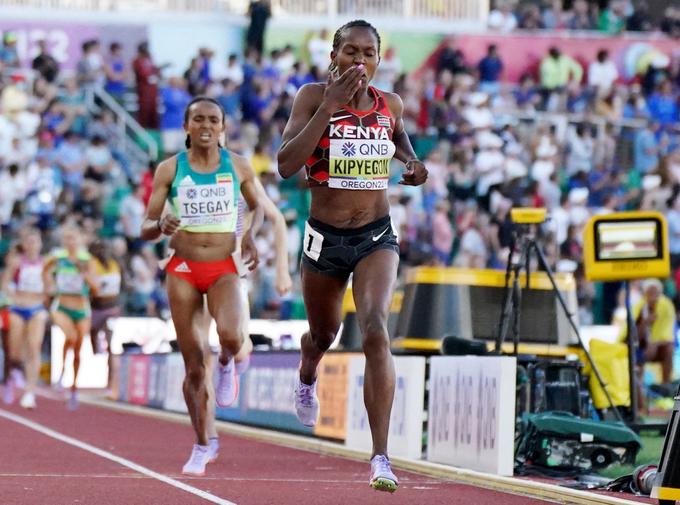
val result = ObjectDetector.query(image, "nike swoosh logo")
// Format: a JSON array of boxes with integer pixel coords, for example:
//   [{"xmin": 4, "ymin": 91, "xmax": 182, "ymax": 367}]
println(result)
[
  {"xmin": 372, "ymin": 227, "xmax": 389, "ymax": 242},
  {"xmin": 329, "ymin": 114, "xmax": 353, "ymax": 122}
]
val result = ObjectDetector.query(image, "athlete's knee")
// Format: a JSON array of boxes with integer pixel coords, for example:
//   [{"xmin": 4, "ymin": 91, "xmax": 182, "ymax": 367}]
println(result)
[
  {"xmin": 184, "ymin": 363, "xmax": 207, "ymax": 389},
  {"xmin": 361, "ymin": 317, "xmax": 390, "ymax": 357},
  {"xmin": 308, "ymin": 328, "xmax": 338, "ymax": 353},
  {"xmin": 216, "ymin": 324, "xmax": 242, "ymax": 350}
]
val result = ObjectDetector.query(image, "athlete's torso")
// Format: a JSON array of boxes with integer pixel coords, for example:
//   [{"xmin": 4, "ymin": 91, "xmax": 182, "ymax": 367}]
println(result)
[
  {"xmin": 11, "ymin": 256, "xmax": 44, "ymax": 306},
  {"xmin": 305, "ymin": 86, "xmax": 396, "ymax": 191},
  {"xmin": 53, "ymin": 249, "xmax": 91, "ymax": 297}
]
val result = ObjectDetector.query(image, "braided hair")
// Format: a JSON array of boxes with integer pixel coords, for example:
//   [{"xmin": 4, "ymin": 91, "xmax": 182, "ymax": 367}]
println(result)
[
  {"xmin": 183, "ymin": 96, "xmax": 226, "ymax": 149},
  {"xmin": 328, "ymin": 19, "xmax": 381, "ymax": 75}
]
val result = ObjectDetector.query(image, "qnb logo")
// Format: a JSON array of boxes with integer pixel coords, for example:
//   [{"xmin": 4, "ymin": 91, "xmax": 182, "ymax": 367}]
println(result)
[
  {"xmin": 186, "ymin": 188, "xmax": 197, "ymax": 199},
  {"xmin": 341, "ymin": 142, "xmax": 356, "ymax": 157}
]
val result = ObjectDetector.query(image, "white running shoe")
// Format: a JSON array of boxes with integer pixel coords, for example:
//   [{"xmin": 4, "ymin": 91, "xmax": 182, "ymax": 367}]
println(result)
[
  {"xmin": 215, "ymin": 359, "xmax": 238, "ymax": 407},
  {"xmin": 207, "ymin": 438, "xmax": 219, "ymax": 463},
  {"xmin": 294, "ymin": 375, "xmax": 319, "ymax": 427},
  {"xmin": 182, "ymin": 444, "xmax": 211, "ymax": 476},
  {"xmin": 20, "ymin": 392, "xmax": 36, "ymax": 409},
  {"xmin": 369, "ymin": 454, "xmax": 399, "ymax": 493}
]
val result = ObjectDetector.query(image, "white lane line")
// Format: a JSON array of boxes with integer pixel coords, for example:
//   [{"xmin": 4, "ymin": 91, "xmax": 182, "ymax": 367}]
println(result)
[
  {"xmin": 0, "ymin": 408, "xmax": 237, "ymax": 505},
  {"xmin": 0, "ymin": 472, "xmax": 445, "ymax": 484}
]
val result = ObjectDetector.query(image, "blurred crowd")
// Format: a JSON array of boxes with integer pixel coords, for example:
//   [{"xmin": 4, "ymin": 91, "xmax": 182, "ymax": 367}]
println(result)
[
  {"xmin": 489, "ymin": 0, "xmax": 680, "ymax": 36},
  {"xmin": 0, "ymin": 8, "xmax": 679, "ymax": 325}
]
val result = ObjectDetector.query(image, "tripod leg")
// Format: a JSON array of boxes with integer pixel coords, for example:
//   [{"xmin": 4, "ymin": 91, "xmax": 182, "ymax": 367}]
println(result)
[
  {"xmin": 530, "ymin": 241, "xmax": 625, "ymax": 424},
  {"xmin": 495, "ymin": 241, "xmax": 516, "ymax": 353},
  {"xmin": 512, "ymin": 275, "xmax": 521, "ymax": 356}
]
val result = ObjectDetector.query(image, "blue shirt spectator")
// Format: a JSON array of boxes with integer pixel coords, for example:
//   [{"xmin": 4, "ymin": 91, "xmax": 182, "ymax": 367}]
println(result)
[
  {"xmin": 634, "ymin": 123, "xmax": 659, "ymax": 174},
  {"xmin": 160, "ymin": 79, "xmax": 192, "ymax": 131},
  {"xmin": 478, "ymin": 45, "xmax": 503, "ymax": 95},
  {"xmin": 216, "ymin": 79, "xmax": 241, "ymax": 119},
  {"xmin": 647, "ymin": 82, "xmax": 679, "ymax": 126}
]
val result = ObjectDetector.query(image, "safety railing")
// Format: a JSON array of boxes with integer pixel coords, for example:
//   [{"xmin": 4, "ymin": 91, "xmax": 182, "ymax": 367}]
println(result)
[
  {"xmin": 84, "ymin": 86, "xmax": 159, "ymax": 171},
  {"xmin": 1, "ymin": 0, "xmax": 490, "ymax": 21}
]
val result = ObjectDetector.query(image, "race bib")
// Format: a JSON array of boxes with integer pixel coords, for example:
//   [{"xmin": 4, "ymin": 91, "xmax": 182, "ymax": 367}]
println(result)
[
  {"xmin": 328, "ymin": 138, "xmax": 394, "ymax": 190},
  {"xmin": 56, "ymin": 271, "xmax": 84, "ymax": 294},
  {"xmin": 17, "ymin": 264, "xmax": 44, "ymax": 293},
  {"xmin": 96, "ymin": 272, "xmax": 121, "ymax": 297},
  {"xmin": 177, "ymin": 180, "xmax": 236, "ymax": 229}
]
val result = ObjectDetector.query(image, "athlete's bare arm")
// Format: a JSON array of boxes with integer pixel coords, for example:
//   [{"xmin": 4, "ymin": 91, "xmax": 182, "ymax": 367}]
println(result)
[
  {"xmin": 278, "ymin": 67, "xmax": 364, "ymax": 179},
  {"xmin": 140, "ymin": 157, "xmax": 179, "ymax": 240},
  {"xmin": 232, "ymin": 153, "xmax": 261, "ymax": 271},
  {"xmin": 384, "ymin": 92, "xmax": 427, "ymax": 186},
  {"xmin": 254, "ymin": 178, "xmax": 292, "ymax": 295}
]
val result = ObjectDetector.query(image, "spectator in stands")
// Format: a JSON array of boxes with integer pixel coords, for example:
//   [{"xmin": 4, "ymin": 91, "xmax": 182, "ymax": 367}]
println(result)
[
  {"xmin": 55, "ymin": 130, "xmax": 87, "ymax": 201},
  {"xmin": 539, "ymin": 47, "xmax": 583, "ymax": 107},
  {"xmin": 627, "ymin": 1, "xmax": 653, "ymax": 31},
  {"xmin": 307, "ymin": 29, "xmax": 332, "ymax": 71},
  {"xmin": 477, "ymin": 44, "xmax": 503, "ymax": 96},
  {"xmin": 568, "ymin": 0, "xmax": 596, "ymax": 30},
  {"xmin": 660, "ymin": 6, "xmax": 680, "ymax": 38},
  {"xmin": 76, "ymin": 39, "xmax": 105, "ymax": 89},
  {"xmin": 104, "ymin": 42, "xmax": 128, "ymax": 102},
  {"xmin": 588, "ymin": 49, "xmax": 618, "ymax": 97},
  {"xmin": 119, "ymin": 185, "xmax": 146, "ymax": 254},
  {"xmin": 542, "ymin": 0, "xmax": 568, "ymax": 30},
  {"xmin": 487, "ymin": 0, "xmax": 518, "ymax": 32},
  {"xmin": 431, "ymin": 200, "xmax": 454, "ymax": 265},
  {"xmin": 519, "ymin": 4, "xmax": 545, "ymax": 30},
  {"xmin": 184, "ymin": 57, "xmax": 205, "ymax": 98},
  {"xmin": 513, "ymin": 74, "xmax": 540, "ymax": 110},
  {"xmin": 0, "ymin": 32, "xmax": 20, "ymax": 71},
  {"xmin": 222, "ymin": 53, "xmax": 244, "ymax": 86},
  {"xmin": 667, "ymin": 193, "xmax": 680, "ymax": 268},
  {"xmin": 373, "ymin": 47, "xmax": 402, "ymax": 93},
  {"xmin": 246, "ymin": 0, "xmax": 271, "ymax": 55},
  {"xmin": 436, "ymin": 38, "xmax": 468, "ymax": 76},
  {"xmin": 598, "ymin": 0, "xmax": 627, "ymax": 35},
  {"xmin": 133, "ymin": 41, "xmax": 161, "ymax": 129},
  {"xmin": 160, "ymin": 77, "xmax": 192, "ymax": 155},
  {"xmin": 32, "ymin": 39, "xmax": 59, "ymax": 84},
  {"xmin": 647, "ymin": 80, "xmax": 679, "ymax": 126},
  {"xmin": 57, "ymin": 77, "xmax": 88, "ymax": 136},
  {"xmin": 566, "ymin": 123, "xmax": 594, "ymax": 177},
  {"xmin": 631, "ymin": 278, "xmax": 676, "ymax": 386}
]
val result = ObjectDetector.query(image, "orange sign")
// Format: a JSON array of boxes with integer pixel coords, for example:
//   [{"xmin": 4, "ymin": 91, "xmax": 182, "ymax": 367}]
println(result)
[{"xmin": 314, "ymin": 352, "xmax": 357, "ymax": 440}]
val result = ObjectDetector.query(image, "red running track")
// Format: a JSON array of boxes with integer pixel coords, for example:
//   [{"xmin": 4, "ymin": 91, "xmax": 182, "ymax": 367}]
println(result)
[{"xmin": 0, "ymin": 392, "xmax": 562, "ymax": 505}]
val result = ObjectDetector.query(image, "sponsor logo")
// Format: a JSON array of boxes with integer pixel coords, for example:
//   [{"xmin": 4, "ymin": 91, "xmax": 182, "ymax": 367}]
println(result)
[
  {"xmin": 341, "ymin": 142, "xmax": 356, "ymax": 157},
  {"xmin": 372, "ymin": 227, "xmax": 389, "ymax": 242},
  {"xmin": 328, "ymin": 178, "xmax": 388, "ymax": 190},
  {"xmin": 174, "ymin": 261, "xmax": 192, "ymax": 273},
  {"xmin": 329, "ymin": 114, "xmax": 353, "ymax": 122},
  {"xmin": 186, "ymin": 188, "xmax": 197, "ymax": 199}
]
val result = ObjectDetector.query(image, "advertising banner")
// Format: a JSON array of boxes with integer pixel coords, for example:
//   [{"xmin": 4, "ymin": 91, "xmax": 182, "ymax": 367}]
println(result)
[
  {"xmin": 427, "ymin": 356, "xmax": 516, "ymax": 475},
  {"xmin": 313, "ymin": 352, "xmax": 356, "ymax": 440},
  {"xmin": 0, "ymin": 21, "xmax": 147, "ymax": 71},
  {"xmin": 345, "ymin": 356, "xmax": 426, "ymax": 459},
  {"xmin": 147, "ymin": 354, "xmax": 169, "ymax": 409},
  {"xmin": 127, "ymin": 355, "xmax": 150, "ymax": 406},
  {"xmin": 118, "ymin": 354, "xmax": 130, "ymax": 403},
  {"xmin": 422, "ymin": 33, "xmax": 678, "ymax": 83},
  {"xmin": 215, "ymin": 352, "xmax": 313, "ymax": 435},
  {"xmin": 163, "ymin": 352, "xmax": 187, "ymax": 413}
]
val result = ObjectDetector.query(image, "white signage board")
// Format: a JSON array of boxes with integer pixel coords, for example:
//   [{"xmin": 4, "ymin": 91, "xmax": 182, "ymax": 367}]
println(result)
[
  {"xmin": 163, "ymin": 352, "xmax": 188, "ymax": 413},
  {"xmin": 427, "ymin": 356, "xmax": 516, "ymax": 475},
  {"xmin": 345, "ymin": 355, "xmax": 426, "ymax": 459}
]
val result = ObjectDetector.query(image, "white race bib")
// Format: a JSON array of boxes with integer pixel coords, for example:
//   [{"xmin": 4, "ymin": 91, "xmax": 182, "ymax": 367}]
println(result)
[
  {"xmin": 177, "ymin": 181, "xmax": 236, "ymax": 229},
  {"xmin": 96, "ymin": 272, "xmax": 121, "ymax": 297},
  {"xmin": 56, "ymin": 271, "xmax": 84, "ymax": 294},
  {"xmin": 17, "ymin": 264, "xmax": 44, "ymax": 293}
]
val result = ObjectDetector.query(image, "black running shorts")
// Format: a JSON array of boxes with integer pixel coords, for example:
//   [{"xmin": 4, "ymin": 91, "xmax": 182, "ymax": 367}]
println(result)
[{"xmin": 300, "ymin": 216, "xmax": 399, "ymax": 278}]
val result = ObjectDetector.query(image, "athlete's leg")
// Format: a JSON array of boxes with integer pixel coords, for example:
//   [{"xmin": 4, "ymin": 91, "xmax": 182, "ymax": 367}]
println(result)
[
  {"xmin": 24, "ymin": 311, "xmax": 48, "ymax": 394},
  {"xmin": 207, "ymin": 274, "xmax": 244, "ymax": 364},
  {"xmin": 351, "ymin": 249, "xmax": 399, "ymax": 458},
  {"xmin": 52, "ymin": 310, "xmax": 78, "ymax": 386},
  {"xmin": 7, "ymin": 312, "xmax": 27, "ymax": 375},
  {"xmin": 168, "ymin": 274, "xmax": 209, "ymax": 446},
  {"xmin": 72, "ymin": 317, "xmax": 91, "ymax": 393},
  {"xmin": 299, "ymin": 267, "xmax": 348, "ymax": 385},
  {"xmin": 197, "ymin": 296, "xmax": 219, "ymax": 460}
]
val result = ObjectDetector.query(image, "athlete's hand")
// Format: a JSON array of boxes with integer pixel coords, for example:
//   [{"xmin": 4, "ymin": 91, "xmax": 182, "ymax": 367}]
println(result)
[
  {"xmin": 275, "ymin": 266, "xmax": 293, "ymax": 296},
  {"xmin": 241, "ymin": 233, "xmax": 259, "ymax": 271},
  {"xmin": 320, "ymin": 65, "xmax": 364, "ymax": 113},
  {"xmin": 159, "ymin": 214, "xmax": 181, "ymax": 236},
  {"xmin": 399, "ymin": 159, "xmax": 428, "ymax": 186}
]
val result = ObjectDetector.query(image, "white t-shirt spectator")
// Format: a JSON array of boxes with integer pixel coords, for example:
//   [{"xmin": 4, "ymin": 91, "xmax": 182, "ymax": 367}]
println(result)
[
  {"xmin": 308, "ymin": 35, "xmax": 332, "ymax": 71},
  {"xmin": 119, "ymin": 192, "xmax": 145, "ymax": 239},
  {"xmin": 487, "ymin": 9, "xmax": 518, "ymax": 32},
  {"xmin": 588, "ymin": 59, "xmax": 618, "ymax": 95}
]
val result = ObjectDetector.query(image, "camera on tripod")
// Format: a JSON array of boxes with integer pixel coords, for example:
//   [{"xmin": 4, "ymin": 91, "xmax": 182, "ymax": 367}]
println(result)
[{"xmin": 510, "ymin": 207, "xmax": 547, "ymax": 225}]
